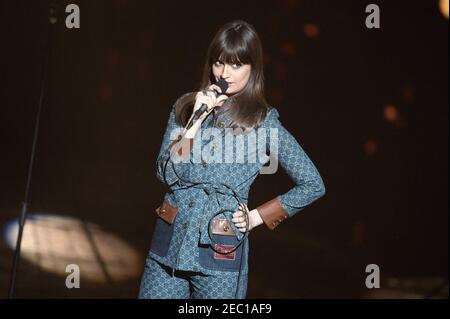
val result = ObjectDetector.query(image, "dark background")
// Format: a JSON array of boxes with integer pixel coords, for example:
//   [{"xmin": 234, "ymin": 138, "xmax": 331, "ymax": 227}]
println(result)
[{"xmin": 0, "ymin": 0, "xmax": 448, "ymax": 298}]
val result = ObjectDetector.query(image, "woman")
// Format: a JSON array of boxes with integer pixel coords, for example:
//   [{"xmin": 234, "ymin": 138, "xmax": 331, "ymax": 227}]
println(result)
[{"xmin": 138, "ymin": 20, "xmax": 326, "ymax": 299}]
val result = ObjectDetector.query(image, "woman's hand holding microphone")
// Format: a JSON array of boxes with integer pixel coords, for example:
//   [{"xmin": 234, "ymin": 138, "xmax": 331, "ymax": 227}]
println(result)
[
  {"xmin": 172, "ymin": 84, "xmax": 228, "ymax": 159},
  {"xmin": 184, "ymin": 84, "xmax": 228, "ymax": 138}
]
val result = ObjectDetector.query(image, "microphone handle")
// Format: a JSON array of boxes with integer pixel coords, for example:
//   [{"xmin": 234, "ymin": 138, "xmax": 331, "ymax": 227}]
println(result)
[
  {"xmin": 185, "ymin": 103, "xmax": 208, "ymax": 130},
  {"xmin": 193, "ymin": 103, "xmax": 208, "ymax": 120}
]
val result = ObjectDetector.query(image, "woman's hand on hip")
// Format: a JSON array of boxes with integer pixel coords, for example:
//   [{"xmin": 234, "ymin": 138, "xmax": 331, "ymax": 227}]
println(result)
[{"xmin": 232, "ymin": 203, "xmax": 264, "ymax": 233}]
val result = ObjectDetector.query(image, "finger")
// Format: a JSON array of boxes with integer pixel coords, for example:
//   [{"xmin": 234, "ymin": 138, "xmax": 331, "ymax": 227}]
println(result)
[
  {"xmin": 194, "ymin": 92, "xmax": 204, "ymax": 105},
  {"xmin": 215, "ymin": 95, "xmax": 228, "ymax": 105},
  {"xmin": 197, "ymin": 90, "xmax": 212, "ymax": 101},
  {"xmin": 233, "ymin": 211, "xmax": 243, "ymax": 217},
  {"xmin": 197, "ymin": 96, "xmax": 215, "ymax": 109},
  {"xmin": 232, "ymin": 217, "xmax": 244, "ymax": 223},
  {"xmin": 194, "ymin": 93, "xmax": 209, "ymax": 109},
  {"xmin": 233, "ymin": 217, "xmax": 246, "ymax": 223},
  {"xmin": 235, "ymin": 222, "xmax": 247, "ymax": 228},
  {"xmin": 238, "ymin": 227, "xmax": 246, "ymax": 233},
  {"xmin": 232, "ymin": 216, "xmax": 245, "ymax": 223},
  {"xmin": 208, "ymin": 84, "xmax": 222, "ymax": 94},
  {"xmin": 205, "ymin": 95, "xmax": 216, "ymax": 108},
  {"xmin": 205, "ymin": 90, "xmax": 217, "ymax": 99}
]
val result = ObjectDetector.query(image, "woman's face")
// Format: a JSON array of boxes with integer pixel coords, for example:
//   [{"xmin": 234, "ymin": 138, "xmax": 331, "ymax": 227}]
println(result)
[{"xmin": 212, "ymin": 59, "xmax": 252, "ymax": 95}]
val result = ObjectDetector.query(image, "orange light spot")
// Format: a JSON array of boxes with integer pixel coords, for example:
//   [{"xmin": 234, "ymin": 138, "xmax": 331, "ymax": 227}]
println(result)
[
  {"xmin": 304, "ymin": 23, "xmax": 319, "ymax": 38},
  {"xmin": 384, "ymin": 104, "xmax": 399, "ymax": 123}
]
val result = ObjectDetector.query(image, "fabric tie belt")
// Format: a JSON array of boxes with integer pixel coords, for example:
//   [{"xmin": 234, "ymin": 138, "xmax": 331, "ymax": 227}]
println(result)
[{"xmin": 174, "ymin": 180, "xmax": 248, "ymax": 245}]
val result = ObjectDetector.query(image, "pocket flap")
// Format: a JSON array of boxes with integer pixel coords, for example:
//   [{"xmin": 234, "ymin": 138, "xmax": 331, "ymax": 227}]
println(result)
[{"xmin": 211, "ymin": 218, "xmax": 235, "ymax": 236}]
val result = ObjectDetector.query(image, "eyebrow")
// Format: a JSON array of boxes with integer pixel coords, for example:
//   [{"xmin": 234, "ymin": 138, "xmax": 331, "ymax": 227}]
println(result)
[{"xmin": 215, "ymin": 59, "xmax": 242, "ymax": 65}]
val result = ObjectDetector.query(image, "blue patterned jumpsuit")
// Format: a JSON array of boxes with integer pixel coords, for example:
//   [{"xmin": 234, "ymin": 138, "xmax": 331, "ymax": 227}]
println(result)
[{"xmin": 138, "ymin": 98, "xmax": 326, "ymax": 299}]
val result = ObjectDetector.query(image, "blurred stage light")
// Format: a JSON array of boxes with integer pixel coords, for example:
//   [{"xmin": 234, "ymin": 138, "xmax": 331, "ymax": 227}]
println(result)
[
  {"xmin": 280, "ymin": 41, "xmax": 296, "ymax": 56},
  {"xmin": 439, "ymin": 0, "xmax": 449, "ymax": 19},
  {"xmin": 278, "ymin": 0, "xmax": 301, "ymax": 10},
  {"xmin": 303, "ymin": 23, "xmax": 319, "ymax": 38},
  {"xmin": 363, "ymin": 139, "xmax": 378, "ymax": 156},
  {"xmin": 403, "ymin": 84, "xmax": 414, "ymax": 104},
  {"xmin": 384, "ymin": 104, "xmax": 406, "ymax": 127},
  {"xmin": 4, "ymin": 213, "xmax": 142, "ymax": 283},
  {"xmin": 384, "ymin": 104, "xmax": 399, "ymax": 123}
]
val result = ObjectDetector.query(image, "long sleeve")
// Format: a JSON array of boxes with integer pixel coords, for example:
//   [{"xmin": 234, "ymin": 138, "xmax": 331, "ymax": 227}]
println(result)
[
  {"xmin": 155, "ymin": 105, "xmax": 193, "ymax": 185},
  {"xmin": 256, "ymin": 108, "xmax": 326, "ymax": 230}
]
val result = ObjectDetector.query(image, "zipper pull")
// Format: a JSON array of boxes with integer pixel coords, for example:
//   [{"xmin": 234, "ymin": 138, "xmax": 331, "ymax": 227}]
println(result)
[{"xmin": 172, "ymin": 268, "xmax": 175, "ymax": 278}]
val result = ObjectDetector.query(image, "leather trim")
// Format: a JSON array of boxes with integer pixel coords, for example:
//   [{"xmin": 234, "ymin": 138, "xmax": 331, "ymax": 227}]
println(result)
[
  {"xmin": 256, "ymin": 197, "xmax": 289, "ymax": 230},
  {"xmin": 213, "ymin": 244, "xmax": 236, "ymax": 260},
  {"xmin": 155, "ymin": 201, "xmax": 178, "ymax": 224},
  {"xmin": 211, "ymin": 218, "xmax": 235, "ymax": 236},
  {"xmin": 169, "ymin": 134, "xmax": 194, "ymax": 159}
]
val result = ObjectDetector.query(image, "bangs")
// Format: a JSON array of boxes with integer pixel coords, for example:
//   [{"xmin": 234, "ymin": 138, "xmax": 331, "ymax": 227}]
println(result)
[{"xmin": 212, "ymin": 38, "xmax": 252, "ymax": 65}]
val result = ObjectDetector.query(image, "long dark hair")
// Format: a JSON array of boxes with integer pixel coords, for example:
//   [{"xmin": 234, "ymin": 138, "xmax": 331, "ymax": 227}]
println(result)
[{"xmin": 174, "ymin": 20, "xmax": 270, "ymax": 130}]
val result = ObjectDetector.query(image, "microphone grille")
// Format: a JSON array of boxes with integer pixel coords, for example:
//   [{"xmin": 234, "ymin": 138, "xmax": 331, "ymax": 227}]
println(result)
[{"xmin": 216, "ymin": 79, "xmax": 229, "ymax": 95}]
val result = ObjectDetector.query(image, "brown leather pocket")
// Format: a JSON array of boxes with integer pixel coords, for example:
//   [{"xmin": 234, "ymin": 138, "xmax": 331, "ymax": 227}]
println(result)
[
  {"xmin": 211, "ymin": 218, "xmax": 235, "ymax": 236},
  {"xmin": 155, "ymin": 201, "xmax": 178, "ymax": 225}
]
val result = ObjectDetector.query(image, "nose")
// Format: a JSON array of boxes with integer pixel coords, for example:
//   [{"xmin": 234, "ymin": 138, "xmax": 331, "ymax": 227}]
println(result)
[{"xmin": 221, "ymin": 64, "xmax": 230, "ymax": 80}]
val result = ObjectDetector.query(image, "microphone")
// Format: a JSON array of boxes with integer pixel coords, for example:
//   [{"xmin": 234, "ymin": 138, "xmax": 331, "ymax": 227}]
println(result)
[{"xmin": 187, "ymin": 79, "xmax": 229, "ymax": 130}]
